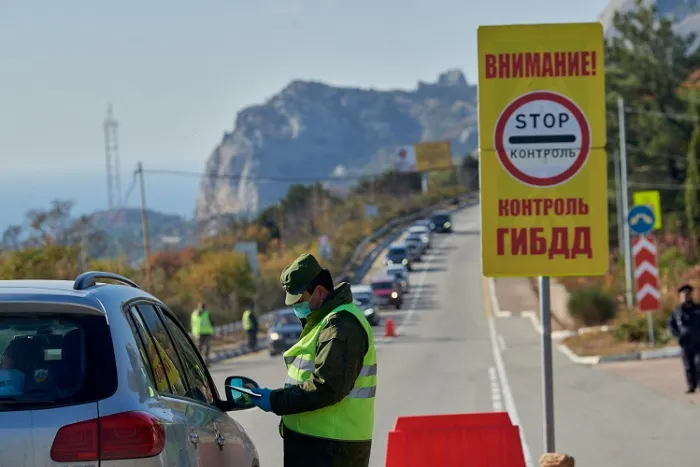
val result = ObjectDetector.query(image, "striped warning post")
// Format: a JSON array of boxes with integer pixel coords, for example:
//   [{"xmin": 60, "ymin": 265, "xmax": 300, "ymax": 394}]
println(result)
[{"xmin": 632, "ymin": 235, "xmax": 660, "ymax": 312}]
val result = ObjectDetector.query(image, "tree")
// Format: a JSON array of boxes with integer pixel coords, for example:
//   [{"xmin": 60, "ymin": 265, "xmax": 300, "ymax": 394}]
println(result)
[{"xmin": 686, "ymin": 113, "xmax": 700, "ymax": 255}]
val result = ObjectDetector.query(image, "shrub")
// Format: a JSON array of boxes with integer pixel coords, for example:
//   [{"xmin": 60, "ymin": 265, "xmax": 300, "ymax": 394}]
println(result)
[
  {"xmin": 613, "ymin": 312, "xmax": 672, "ymax": 345},
  {"xmin": 567, "ymin": 286, "xmax": 617, "ymax": 326}
]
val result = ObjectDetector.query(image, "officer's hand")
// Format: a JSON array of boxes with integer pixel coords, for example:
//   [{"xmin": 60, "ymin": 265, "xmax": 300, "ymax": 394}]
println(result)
[{"xmin": 249, "ymin": 387, "xmax": 273, "ymax": 412}]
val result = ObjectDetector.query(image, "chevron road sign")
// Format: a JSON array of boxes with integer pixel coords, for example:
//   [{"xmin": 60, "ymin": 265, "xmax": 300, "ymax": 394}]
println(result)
[{"xmin": 633, "ymin": 235, "xmax": 660, "ymax": 312}]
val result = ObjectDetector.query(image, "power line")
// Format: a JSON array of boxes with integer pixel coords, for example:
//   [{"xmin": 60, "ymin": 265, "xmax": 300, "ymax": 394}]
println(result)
[{"xmin": 141, "ymin": 167, "xmax": 451, "ymax": 183}]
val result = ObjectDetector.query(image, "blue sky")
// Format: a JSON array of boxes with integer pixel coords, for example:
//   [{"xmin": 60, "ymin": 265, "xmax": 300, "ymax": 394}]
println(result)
[{"xmin": 0, "ymin": 0, "xmax": 610, "ymax": 226}]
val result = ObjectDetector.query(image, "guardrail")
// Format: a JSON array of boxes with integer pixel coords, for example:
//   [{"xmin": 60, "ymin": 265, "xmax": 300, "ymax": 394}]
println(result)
[{"xmin": 212, "ymin": 192, "xmax": 478, "ymax": 338}]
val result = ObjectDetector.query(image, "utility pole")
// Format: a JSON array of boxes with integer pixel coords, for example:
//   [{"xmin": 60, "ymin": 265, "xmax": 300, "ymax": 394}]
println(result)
[
  {"xmin": 613, "ymin": 150, "xmax": 625, "ymax": 252},
  {"xmin": 136, "ymin": 162, "xmax": 152, "ymax": 291},
  {"xmin": 104, "ymin": 104, "xmax": 122, "ymax": 209},
  {"xmin": 79, "ymin": 216, "xmax": 88, "ymax": 271},
  {"xmin": 618, "ymin": 97, "xmax": 634, "ymax": 310},
  {"xmin": 277, "ymin": 203, "xmax": 285, "ymax": 257}
]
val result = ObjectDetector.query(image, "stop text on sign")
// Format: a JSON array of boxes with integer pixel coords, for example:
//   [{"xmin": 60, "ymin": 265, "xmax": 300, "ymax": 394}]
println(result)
[
  {"xmin": 496, "ymin": 226, "xmax": 593, "ymax": 260},
  {"xmin": 484, "ymin": 51, "xmax": 598, "ymax": 79},
  {"xmin": 494, "ymin": 91, "xmax": 590, "ymax": 187}
]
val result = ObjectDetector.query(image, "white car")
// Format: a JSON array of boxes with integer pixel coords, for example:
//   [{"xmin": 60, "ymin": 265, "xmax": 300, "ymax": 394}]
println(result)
[{"xmin": 407, "ymin": 225, "xmax": 431, "ymax": 250}]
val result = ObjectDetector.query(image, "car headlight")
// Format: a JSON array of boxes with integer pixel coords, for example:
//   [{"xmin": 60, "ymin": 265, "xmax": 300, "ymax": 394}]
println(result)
[
  {"xmin": 444, "ymin": 221, "xmax": 451, "ymax": 228},
  {"xmin": 364, "ymin": 308, "xmax": 375, "ymax": 316},
  {"xmin": 387, "ymin": 259, "xmax": 393, "ymax": 264},
  {"xmin": 402, "ymin": 259, "xmax": 408, "ymax": 265},
  {"xmin": 421, "ymin": 235, "xmax": 429, "ymax": 243},
  {"xmin": 270, "ymin": 332, "xmax": 280, "ymax": 340},
  {"xmin": 430, "ymin": 223, "xmax": 435, "ymax": 228},
  {"xmin": 391, "ymin": 292, "xmax": 398, "ymax": 298}
]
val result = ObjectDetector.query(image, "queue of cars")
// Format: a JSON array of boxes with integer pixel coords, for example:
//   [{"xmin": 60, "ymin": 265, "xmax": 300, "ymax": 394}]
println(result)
[{"xmin": 265, "ymin": 210, "xmax": 453, "ymax": 355}]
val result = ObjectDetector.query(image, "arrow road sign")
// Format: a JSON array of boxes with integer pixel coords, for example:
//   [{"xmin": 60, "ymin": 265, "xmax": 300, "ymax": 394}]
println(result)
[
  {"xmin": 628, "ymin": 205, "xmax": 656, "ymax": 236},
  {"xmin": 633, "ymin": 235, "xmax": 660, "ymax": 312}
]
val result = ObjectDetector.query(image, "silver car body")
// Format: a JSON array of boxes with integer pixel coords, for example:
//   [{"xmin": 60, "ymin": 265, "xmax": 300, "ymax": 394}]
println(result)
[{"xmin": 0, "ymin": 275, "xmax": 259, "ymax": 467}]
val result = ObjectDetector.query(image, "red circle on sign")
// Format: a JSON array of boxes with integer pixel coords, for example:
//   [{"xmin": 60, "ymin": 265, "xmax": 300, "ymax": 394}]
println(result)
[{"xmin": 493, "ymin": 91, "xmax": 590, "ymax": 187}]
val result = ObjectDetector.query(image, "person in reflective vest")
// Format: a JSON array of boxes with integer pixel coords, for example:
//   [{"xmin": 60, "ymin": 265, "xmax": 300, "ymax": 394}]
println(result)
[
  {"xmin": 190, "ymin": 303, "xmax": 215, "ymax": 361},
  {"xmin": 247, "ymin": 253, "xmax": 376, "ymax": 467},
  {"xmin": 242, "ymin": 307, "xmax": 258, "ymax": 351}
]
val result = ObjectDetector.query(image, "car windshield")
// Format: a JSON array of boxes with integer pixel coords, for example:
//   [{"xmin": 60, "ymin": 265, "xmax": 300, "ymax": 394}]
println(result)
[
  {"xmin": 406, "ymin": 233, "xmax": 421, "ymax": 241},
  {"xmin": 0, "ymin": 312, "xmax": 117, "ymax": 411},
  {"xmin": 354, "ymin": 293, "xmax": 372, "ymax": 304},
  {"xmin": 432, "ymin": 214, "xmax": 450, "ymax": 223},
  {"xmin": 386, "ymin": 269, "xmax": 401, "ymax": 277},
  {"xmin": 372, "ymin": 282, "xmax": 395, "ymax": 290},
  {"xmin": 388, "ymin": 247, "xmax": 407, "ymax": 258},
  {"xmin": 274, "ymin": 313, "xmax": 298, "ymax": 326}
]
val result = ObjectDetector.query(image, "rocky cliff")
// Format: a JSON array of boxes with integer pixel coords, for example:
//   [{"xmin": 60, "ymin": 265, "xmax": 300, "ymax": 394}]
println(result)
[{"xmin": 195, "ymin": 70, "xmax": 477, "ymax": 221}]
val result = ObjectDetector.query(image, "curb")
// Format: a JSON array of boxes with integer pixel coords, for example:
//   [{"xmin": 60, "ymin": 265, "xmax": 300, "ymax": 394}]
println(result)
[{"xmin": 557, "ymin": 343, "xmax": 682, "ymax": 365}]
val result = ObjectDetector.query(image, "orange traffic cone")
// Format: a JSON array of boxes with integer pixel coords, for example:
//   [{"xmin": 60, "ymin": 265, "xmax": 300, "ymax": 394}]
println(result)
[{"xmin": 385, "ymin": 318, "xmax": 397, "ymax": 337}]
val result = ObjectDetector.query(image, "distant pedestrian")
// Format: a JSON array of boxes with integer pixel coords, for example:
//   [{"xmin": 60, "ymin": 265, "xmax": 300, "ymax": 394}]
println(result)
[
  {"xmin": 667, "ymin": 284, "xmax": 700, "ymax": 393},
  {"xmin": 242, "ymin": 306, "xmax": 258, "ymax": 351},
  {"xmin": 191, "ymin": 302, "xmax": 215, "ymax": 362},
  {"xmin": 539, "ymin": 453, "xmax": 575, "ymax": 467}
]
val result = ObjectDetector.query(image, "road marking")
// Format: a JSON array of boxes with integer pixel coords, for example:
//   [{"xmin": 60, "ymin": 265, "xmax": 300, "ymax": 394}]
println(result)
[
  {"xmin": 487, "ymin": 278, "xmax": 513, "ymax": 318},
  {"xmin": 498, "ymin": 334, "xmax": 507, "ymax": 352},
  {"xmin": 488, "ymin": 367, "xmax": 504, "ymax": 411},
  {"xmin": 483, "ymin": 277, "xmax": 533, "ymax": 467},
  {"xmin": 394, "ymin": 237, "xmax": 450, "ymax": 335}
]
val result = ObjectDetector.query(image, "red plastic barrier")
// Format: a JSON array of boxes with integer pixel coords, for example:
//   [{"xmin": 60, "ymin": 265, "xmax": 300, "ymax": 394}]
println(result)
[{"xmin": 385, "ymin": 412, "xmax": 526, "ymax": 467}]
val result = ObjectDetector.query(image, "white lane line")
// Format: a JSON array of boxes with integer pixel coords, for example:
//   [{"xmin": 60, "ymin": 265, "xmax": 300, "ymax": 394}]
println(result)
[
  {"xmin": 488, "ymin": 367, "xmax": 504, "ymax": 411},
  {"xmin": 395, "ymin": 238, "xmax": 448, "ymax": 336},
  {"xmin": 498, "ymin": 333, "xmax": 507, "ymax": 352},
  {"xmin": 487, "ymin": 283, "xmax": 533, "ymax": 467},
  {"xmin": 487, "ymin": 278, "xmax": 513, "ymax": 318}
]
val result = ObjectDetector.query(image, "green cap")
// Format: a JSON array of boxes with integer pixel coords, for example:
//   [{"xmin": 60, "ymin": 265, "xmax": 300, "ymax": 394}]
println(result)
[{"xmin": 280, "ymin": 253, "xmax": 324, "ymax": 305}]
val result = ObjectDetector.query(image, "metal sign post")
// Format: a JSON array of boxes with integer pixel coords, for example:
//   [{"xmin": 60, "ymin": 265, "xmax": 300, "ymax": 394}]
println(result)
[{"xmin": 539, "ymin": 276, "xmax": 555, "ymax": 452}]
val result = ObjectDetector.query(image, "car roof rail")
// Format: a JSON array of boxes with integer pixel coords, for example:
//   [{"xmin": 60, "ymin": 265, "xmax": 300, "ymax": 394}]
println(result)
[{"xmin": 73, "ymin": 271, "xmax": 140, "ymax": 290}]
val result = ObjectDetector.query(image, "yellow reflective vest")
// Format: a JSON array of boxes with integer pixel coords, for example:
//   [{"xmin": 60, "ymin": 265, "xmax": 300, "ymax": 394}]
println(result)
[
  {"xmin": 281, "ymin": 303, "xmax": 376, "ymax": 441},
  {"xmin": 242, "ymin": 309, "xmax": 253, "ymax": 331},
  {"xmin": 191, "ymin": 310, "xmax": 214, "ymax": 336}
]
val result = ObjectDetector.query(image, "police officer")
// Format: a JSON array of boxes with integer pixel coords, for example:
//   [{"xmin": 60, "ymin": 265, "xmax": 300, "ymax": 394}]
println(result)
[
  {"xmin": 667, "ymin": 284, "xmax": 700, "ymax": 393},
  {"xmin": 190, "ymin": 303, "xmax": 215, "ymax": 362},
  {"xmin": 247, "ymin": 253, "xmax": 376, "ymax": 467},
  {"xmin": 242, "ymin": 306, "xmax": 258, "ymax": 351}
]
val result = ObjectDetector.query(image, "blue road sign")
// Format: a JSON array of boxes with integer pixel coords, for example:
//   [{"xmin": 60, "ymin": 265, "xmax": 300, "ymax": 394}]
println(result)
[{"xmin": 628, "ymin": 205, "xmax": 656, "ymax": 235}]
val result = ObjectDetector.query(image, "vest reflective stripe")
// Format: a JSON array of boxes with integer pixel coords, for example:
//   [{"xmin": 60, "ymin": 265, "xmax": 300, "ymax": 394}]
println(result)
[
  {"xmin": 281, "ymin": 303, "xmax": 376, "ymax": 441},
  {"xmin": 197, "ymin": 311, "xmax": 214, "ymax": 335}
]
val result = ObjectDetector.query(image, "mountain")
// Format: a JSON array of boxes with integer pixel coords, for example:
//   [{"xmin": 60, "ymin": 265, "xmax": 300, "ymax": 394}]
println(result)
[
  {"xmin": 81, "ymin": 208, "xmax": 196, "ymax": 263},
  {"xmin": 195, "ymin": 69, "xmax": 478, "ymax": 221},
  {"xmin": 600, "ymin": 0, "xmax": 700, "ymax": 48}
]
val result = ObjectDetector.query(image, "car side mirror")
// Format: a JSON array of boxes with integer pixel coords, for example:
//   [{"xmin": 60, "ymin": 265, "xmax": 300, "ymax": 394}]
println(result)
[{"xmin": 223, "ymin": 375, "xmax": 260, "ymax": 410}]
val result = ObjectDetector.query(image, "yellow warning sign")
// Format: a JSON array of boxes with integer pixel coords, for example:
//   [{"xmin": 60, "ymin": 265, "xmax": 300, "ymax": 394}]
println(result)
[
  {"xmin": 633, "ymin": 191, "xmax": 662, "ymax": 230},
  {"xmin": 477, "ymin": 22, "xmax": 608, "ymax": 277},
  {"xmin": 415, "ymin": 141, "xmax": 453, "ymax": 172}
]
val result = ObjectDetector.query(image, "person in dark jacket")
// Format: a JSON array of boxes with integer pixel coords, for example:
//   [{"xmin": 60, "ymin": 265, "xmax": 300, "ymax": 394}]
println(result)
[
  {"xmin": 247, "ymin": 253, "xmax": 376, "ymax": 467},
  {"xmin": 668, "ymin": 284, "xmax": 700, "ymax": 393}
]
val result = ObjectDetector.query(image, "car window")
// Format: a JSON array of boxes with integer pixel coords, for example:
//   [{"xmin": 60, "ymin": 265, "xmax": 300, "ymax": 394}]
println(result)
[
  {"xmin": 0, "ymin": 311, "xmax": 117, "ymax": 412},
  {"xmin": 131, "ymin": 304, "xmax": 188, "ymax": 397},
  {"xmin": 372, "ymin": 281, "xmax": 395, "ymax": 290},
  {"xmin": 160, "ymin": 311, "xmax": 215, "ymax": 405}
]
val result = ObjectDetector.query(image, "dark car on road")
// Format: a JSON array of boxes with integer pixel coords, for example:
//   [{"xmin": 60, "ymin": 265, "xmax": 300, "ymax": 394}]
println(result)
[
  {"xmin": 370, "ymin": 274, "xmax": 403, "ymax": 310},
  {"xmin": 350, "ymin": 284, "xmax": 380, "ymax": 326},
  {"xmin": 384, "ymin": 242, "xmax": 412, "ymax": 271},
  {"xmin": 266, "ymin": 308, "xmax": 303, "ymax": 357},
  {"xmin": 430, "ymin": 210, "xmax": 453, "ymax": 233}
]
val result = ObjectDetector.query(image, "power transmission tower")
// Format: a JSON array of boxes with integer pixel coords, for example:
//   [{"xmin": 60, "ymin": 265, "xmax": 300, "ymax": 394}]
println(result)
[{"xmin": 103, "ymin": 104, "xmax": 122, "ymax": 209}]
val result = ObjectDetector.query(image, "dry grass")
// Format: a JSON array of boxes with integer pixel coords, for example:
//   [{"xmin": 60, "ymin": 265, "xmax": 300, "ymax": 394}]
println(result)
[{"xmin": 562, "ymin": 331, "xmax": 656, "ymax": 357}]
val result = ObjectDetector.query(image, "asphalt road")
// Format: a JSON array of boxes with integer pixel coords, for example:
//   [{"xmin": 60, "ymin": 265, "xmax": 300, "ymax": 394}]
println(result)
[{"xmin": 209, "ymin": 203, "xmax": 700, "ymax": 467}]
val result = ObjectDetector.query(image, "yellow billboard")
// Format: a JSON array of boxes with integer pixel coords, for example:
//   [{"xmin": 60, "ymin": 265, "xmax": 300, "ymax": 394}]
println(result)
[
  {"xmin": 633, "ymin": 190, "xmax": 662, "ymax": 230},
  {"xmin": 478, "ymin": 22, "xmax": 608, "ymax": 276},
  {"xmin": 414, "ymin": 141, "xmax": 453, "ymax": 172}
]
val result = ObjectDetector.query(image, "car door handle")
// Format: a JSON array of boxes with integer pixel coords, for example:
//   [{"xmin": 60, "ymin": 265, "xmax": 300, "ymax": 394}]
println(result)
[
  {"xmin": 215, "ymin": 432, "xmax": 226, "ymax": 447},
  {"xmin": 189, "ymin": 432, "xmax": 200, "ymax": 445}
]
